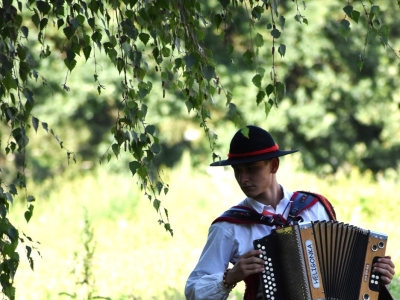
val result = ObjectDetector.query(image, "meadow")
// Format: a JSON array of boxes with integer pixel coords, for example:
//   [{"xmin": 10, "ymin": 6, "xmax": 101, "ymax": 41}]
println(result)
[{"xmin": 9, "ymin": 152, "xmax": 400, "ymax": 300}]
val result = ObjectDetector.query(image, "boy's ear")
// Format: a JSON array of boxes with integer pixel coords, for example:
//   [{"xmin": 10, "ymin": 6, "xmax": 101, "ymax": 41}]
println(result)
[{"xmin": 270, "ymin": 158, "xmax": 280, "ymax": 174}]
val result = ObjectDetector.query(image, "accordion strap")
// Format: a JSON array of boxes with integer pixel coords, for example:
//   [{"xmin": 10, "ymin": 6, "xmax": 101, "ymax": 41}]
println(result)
[
  {"xmin": 212, "ymin": 191, "xmax": 337, "ymax": 227},
  {"xmin": 211, "ymin": 205, "xmax": 285, "ymax": 227},
  {"xmin": 288, "ymin": 191, "xmax": 337, "ymax": 223}
]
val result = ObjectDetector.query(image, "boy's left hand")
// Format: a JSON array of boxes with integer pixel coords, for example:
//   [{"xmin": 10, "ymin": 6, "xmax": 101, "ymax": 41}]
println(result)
[{"xmin": 373, "ymin": 256, "xmax": 396, "ymax": 285}]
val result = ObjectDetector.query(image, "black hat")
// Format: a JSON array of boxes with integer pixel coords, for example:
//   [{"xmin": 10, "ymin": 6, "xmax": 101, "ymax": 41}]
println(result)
[{"xmin": 210, "ymin": 125, "xmax": 298, "ymax": 166}]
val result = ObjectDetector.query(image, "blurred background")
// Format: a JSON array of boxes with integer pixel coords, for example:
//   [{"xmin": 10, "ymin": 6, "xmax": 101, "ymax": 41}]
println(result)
[{"xmin": 1, "ymin": 0, "xmax": 400, "ymax": 299}]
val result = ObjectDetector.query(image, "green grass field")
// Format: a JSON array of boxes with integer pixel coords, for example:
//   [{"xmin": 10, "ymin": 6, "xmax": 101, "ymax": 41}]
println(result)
[{"xmin": 8, "ymin": 152, "xmax": 400, "ymax": 299}]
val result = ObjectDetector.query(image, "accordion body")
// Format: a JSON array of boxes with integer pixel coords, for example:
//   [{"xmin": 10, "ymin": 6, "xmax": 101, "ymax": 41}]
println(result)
[{"xmin": 253, "ymin": 221, "xmax": 388, "ymax": 300}]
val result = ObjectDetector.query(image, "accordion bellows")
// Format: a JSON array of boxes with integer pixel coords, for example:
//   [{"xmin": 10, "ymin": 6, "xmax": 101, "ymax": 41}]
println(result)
[{"xmin": 253, "ymin": 221, "xmax": 388, "ymax": 300}]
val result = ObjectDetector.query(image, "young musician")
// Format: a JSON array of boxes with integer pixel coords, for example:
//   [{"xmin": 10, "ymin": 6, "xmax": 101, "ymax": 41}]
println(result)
[{"xmin": 185, "ymin": 125, "xmax": 395, "ymax": 300}]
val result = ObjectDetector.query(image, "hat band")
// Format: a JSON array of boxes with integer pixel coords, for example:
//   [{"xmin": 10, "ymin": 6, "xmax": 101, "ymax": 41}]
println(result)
[{"xmin": 228, "ymin": 144, "xmax": 279, "ymax": 158}]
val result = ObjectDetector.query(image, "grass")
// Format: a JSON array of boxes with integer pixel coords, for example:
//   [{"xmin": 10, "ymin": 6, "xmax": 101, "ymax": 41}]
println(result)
[{"xmin": 8, "ymin": 152, "xmax": 400, "ymax": 299}]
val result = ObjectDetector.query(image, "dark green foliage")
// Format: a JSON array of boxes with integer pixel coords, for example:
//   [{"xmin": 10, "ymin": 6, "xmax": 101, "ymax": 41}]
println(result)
[{"xmin": 0, "ymin": 1, "xmax": 399, "ymax": 298}]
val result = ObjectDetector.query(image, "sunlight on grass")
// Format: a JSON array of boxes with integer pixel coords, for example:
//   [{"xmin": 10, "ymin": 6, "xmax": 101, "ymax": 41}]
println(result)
[{"xmin": 8, "ymin": 152, "xmax": 400, "ymax": 299}]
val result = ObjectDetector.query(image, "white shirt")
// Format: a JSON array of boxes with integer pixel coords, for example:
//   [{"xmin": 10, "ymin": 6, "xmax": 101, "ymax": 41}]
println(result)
[{"xmin": 185, "ymin": 187, "xmax": 331, "ymax": 300}]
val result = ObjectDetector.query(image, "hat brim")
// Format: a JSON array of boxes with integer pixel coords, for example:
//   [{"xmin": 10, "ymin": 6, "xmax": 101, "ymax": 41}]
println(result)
[{"xmin": 209, "ymin": 150, "xmax": 298, "ymax": 166}]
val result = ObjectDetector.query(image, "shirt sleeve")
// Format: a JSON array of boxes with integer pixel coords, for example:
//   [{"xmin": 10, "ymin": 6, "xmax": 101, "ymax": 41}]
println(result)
[
  {"xmin": 185, "ymin": 222, "xmax": 238, "ymax": 300},
  {"xmin": 300, "ymin": 201, "xmax": 331, "ymax": 222}
]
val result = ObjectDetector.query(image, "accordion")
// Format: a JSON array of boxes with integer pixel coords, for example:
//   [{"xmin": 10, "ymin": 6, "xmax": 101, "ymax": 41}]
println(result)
[{"xmin": 253, "ymin": 221, "xmax": 388, "ymax": 300}]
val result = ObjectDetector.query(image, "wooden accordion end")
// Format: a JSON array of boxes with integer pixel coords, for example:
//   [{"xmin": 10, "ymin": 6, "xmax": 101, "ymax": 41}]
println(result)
[{"xmin": 253, "ymin": 221, "xmax": 388, "ymax": 300}]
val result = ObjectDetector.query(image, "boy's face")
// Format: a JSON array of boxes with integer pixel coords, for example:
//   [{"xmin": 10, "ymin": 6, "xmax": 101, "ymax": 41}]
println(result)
[{"xmin": 232, "ymin": 159, "xmax": 276, "ymax": 200}]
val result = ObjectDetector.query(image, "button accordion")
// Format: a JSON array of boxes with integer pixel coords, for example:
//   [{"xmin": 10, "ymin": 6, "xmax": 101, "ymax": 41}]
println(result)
[{"xmin": 253, "ymin": 221, "xmax": 388, "ymax": 300}]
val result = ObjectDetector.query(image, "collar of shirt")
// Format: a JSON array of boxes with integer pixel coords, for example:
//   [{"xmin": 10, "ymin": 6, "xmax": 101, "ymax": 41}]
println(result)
[{"xmin": 243, "ymin": 186, "xmax": 293, "ymax": 217}]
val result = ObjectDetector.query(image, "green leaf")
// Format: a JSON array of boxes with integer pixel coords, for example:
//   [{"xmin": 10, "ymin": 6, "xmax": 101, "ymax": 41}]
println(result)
[
  {"xmin": 40, "ymin": 17, "xmax": 48, "ymax": 30},
  {"xmin": 17, "ymin": 44, "xmax": 27, "ymax": 60},
  {"xmin": 42, "ymin": 122, "xmax": 49, "ymax": 132},
  {"xmin": 117, "ymin": 57, "xmax": 125, "ymax": 73},
  {"xmin": 264, "ymin": 99, "xmax": 273, "ymax": 117},
  {"xmin": 32, "ymin": 116, "xmax": 39, "ymax": 132},
  {"xmin": 279, "ymin": 15, "xmax": 286, "ymax": 30},
  {"xmin": 271, "ymin": 28, "xmax": 281, "ymax": 39},
  {"xmin": 76, "ymin": 15, "xmax": 85, "ymax": 25},
  {"xmin": 88, "ymin": 17, "xmax": 95, "ymax": 29},
  {"xmin": 358, "ymin": 58, "xmax": 364, "ymax": 71},
  {"xmin": 243, "ymin": 50, "xmax": 253, "ymax": 67},
  {"xmin": 152, "ymin": 47, "xmax": 160, "ymax": 59},
  {"xmin": 7, "ymin": 226, "xmax": 19, "ymax": 242},
  {"xmin": 36, "ymin": 1, "xmax": 51, "ymax": 14},
  {"xmin": 129, "ymin": 161, "xmax": 141, "ymax": 176},
  {"xmin": 139, "ymin": 33, "xmax": 150, "ymax": 45},
  {"xmin": 150, "ymin": 143, "xmax": 161, "ymax": 154},
  {"xmin": 25, "ymin": 210, "xmax": 32, "ymax": 223},
  {"xmin": 153, "ymin": 199, "xmax": 161, "ymax": 211},
  {"xmin": 57, "ymin": 18, "xmax": 64, "ymax": 29},
  {"xmin": 257, "ymin": 67, "xmax": 265, "ymax": 77},
  {"xmin": 161, "ymin": 47, "xmax": 171, "ymax": 57},
  {"xmin": 380, "ymin": 25, "xmax": 389, "ymax": 45},
  {"xmin": 83, "ymin": 45, "xmax": 92, "ymax": 61},
  {"xmin": 202, "ymin": 65, "xmax": 215, "ymax": 82},
  {"xmin": 19, "ymin": 61, "xmax": 30, "ymax": 82},
  {"xmin": 184, "ymin": 54, "xmax": 197, "ymax": 69},
  {"xmin": 92, "ymin": 31, "xmax": 103, "ymax": 43},
  {"xmin": 351, "ymin": 10, "xmax": 361, "ymax": 23},
  {"xmin": 155, "ymin": 0, "xmax": 169, "ymax": 9},
  {"xmin": 343, "ymin": 5, "xmax": 353, "ymax": 18},
  {"xmin": 256, "ymin": 91, "xmax": 266, "ymax": 105},
  {"xmin": 254, "ymin": 33, "xmax": 264, "ymax": 48},
  {"xmin": 31, "ymin": 13, "xmax": 40, "ymax": 28},
  {"xmin": 6, "ymin": 192, "xmax": 13, "ymax": 203},
  {"xmin": 371, "ymin": 5, "xmax": 380, "ymax": 14},
  {"xmin": 251, "ymin": 6, "xmax": 264, "ymax": 20},
  {"xmin": 112, "ymin": 143, "xmax": 120, "ymax": 157},
  {"xmin": 21, "ymin": 26, "xmax": 29, "ymax": 38},
  {"xmin": 252, "ymin": 74, "xmax": 262, "ymax": 89},
  {"xmin": 71, "ymin": 42, "xmax": 81, "ymax": 55},
  {"xmin": 278, "ymin": 44, "xmax": 286, "ymax": 57},
  {"xmin": 4, "ymin": 73, "xmax": 17, "ymax": 91},
  {"xmin": 64, "ymin": 57, "xmax": 77, "ymax": 72},
  {"xmin": 145, "ymin": 125, "xmax": 156, "ymax": 135},
  {"xmin": 63, "ymin": 26, "xmax": 76, "ymax": 39},
  {"xmin": 339, "ymin": 19, "xmax": 351, "ymax": 40},
  {"xmin": 156, "ymin": 181, "xmax": 163, "ymax": 195},
  {"xmin": 219, "ymin": 0, "xmax": 230, "ymax": 8},
  {"xmin": 9, "ymin": 184, "xmax": 17, "ymax": 195},
  {"xmin": 276, "ymin": 82, "xmax": 285, "ymax": 94},
  {"xmin": 215, "ymin": 14, "xmax": 222, "ymax": 29},
  {"xmin": 266, "ymin": 84, "xmax": 274, "ymax": 97},
  {"xmin": 27, "ymin": 195, "xmax": 35, "ymax": 202}
]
